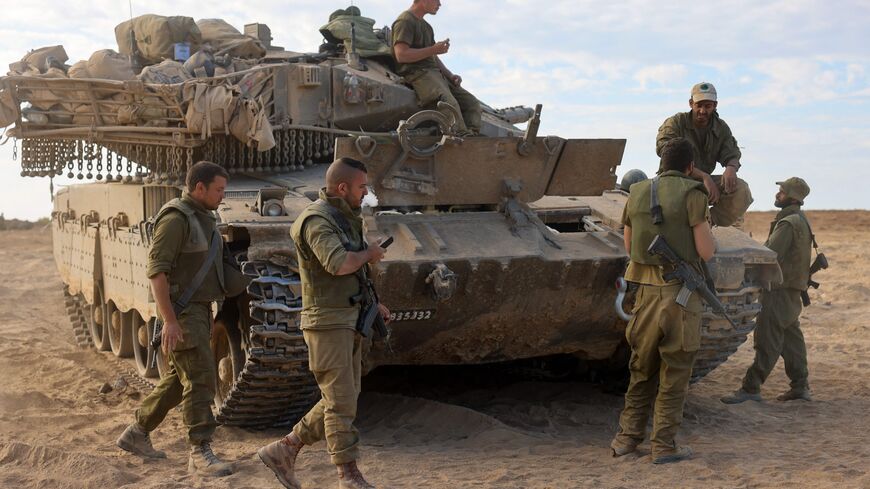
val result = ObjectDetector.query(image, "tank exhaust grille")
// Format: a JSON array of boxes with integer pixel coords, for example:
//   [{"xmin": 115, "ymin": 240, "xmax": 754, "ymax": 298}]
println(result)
[{"xmin": 299, "ymin": 65, "xmax": 321, "ymax": 87}]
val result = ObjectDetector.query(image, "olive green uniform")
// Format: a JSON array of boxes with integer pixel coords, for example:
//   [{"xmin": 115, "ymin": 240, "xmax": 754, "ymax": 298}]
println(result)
[
  {"xmin": 614, "ymin": 171, "xmax": 709, "ymax": 457},
  {"xmin": 741, "ymin": 204, "xmax": 812, "ymax": 393},
  {"xmin": 656, "ymin": 111, "xmax": 753, "ymax": 227},
  {"xmin": 290, "ymin": 189, "xmax": 366, "ymax": 465},
  {"xmin": 135, "ymin": 193, "xmax": 226, "ymax": 446},
  {"xmin": 391, "ymin": 10, "xmax": 481, "ymax": 134}
]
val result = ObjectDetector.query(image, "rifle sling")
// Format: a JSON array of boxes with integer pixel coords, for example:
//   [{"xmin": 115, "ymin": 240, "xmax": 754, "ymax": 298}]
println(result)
[{"xmin": 650, "ymin": 176, "xmax": 663, "ymax": 225}]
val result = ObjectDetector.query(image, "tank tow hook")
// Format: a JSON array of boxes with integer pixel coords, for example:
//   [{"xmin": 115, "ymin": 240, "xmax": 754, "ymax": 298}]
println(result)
[
  {"xmin": 426, "ymin": 263, "xmax": 457, "ymax": 302},
  {"xmin": 614, "ymin": 277, "xmax": 634, "ymax": 322}
]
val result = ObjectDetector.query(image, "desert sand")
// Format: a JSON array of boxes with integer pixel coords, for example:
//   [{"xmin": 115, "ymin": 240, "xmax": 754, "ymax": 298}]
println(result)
[{"xmin": 0, "ymin": 211, "xmax": 868, "ymax": 489}]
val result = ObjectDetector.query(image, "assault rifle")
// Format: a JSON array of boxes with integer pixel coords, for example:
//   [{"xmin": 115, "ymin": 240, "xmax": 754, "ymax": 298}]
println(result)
[
  {"xmin": 647, "ymin": 235, "xmax": 738, "ymax": 327},
  {"xmin": 801, "ymin": 252, "xmax": 829, "ymax": 306},
  {"xmin": 350, "ymin": 237, "xmax": 393, "ymax": 351}
]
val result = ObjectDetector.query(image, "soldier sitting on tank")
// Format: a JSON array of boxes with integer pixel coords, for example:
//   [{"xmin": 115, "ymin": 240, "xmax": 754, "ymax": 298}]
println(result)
[
  {"xmin": 116, "ymin": 161, "xmax": 235, "ymax": 477},
  {"xmin": 391, "ymin": 0, "xmax": 482, "ymax": 136},
  {"xmin": 656, "ymin": 82, "xmax": 753, "ymax": 227}
]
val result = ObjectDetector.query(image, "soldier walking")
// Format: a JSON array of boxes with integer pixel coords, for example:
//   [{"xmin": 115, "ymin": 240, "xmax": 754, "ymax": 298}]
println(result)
[
  {"xmin": 722, "ymin": 177, "xmax": 814, "ymax": 404},
  {"xmin": 657, "ymin": 82, "xmax": 753, "ymax": 227},
  {"xmin": 611, "ymin": 138, "xmax": 716, "ymax": 464},
  {"xmin": 258, "ymin": 157, "xmax": 390, "ymax": 489},
  {"xmin": 116, "ymin": 161, "xmax": 234, "ymax": 476}
]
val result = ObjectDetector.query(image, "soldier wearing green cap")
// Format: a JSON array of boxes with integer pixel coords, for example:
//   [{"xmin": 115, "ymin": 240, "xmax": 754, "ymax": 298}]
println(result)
[
  {"xmin": 656, "ymin": 82, "xmax": 753, "ymax": 227},
  {"xmin": 391, "ymin": 0, "xmax": 482, "ymax": 136},
  {"xmin": 611, "ymin": 137, "xmax": 716, "ymax": 464},
  {"xmin": 722, "ymin": 177, "xmax": 814, "ymax": 404}
]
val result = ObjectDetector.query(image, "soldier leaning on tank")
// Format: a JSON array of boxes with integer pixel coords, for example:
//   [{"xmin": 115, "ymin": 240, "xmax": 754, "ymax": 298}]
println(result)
[
  {"xmin": 116, "ymin": 161, "xmax": 235, "ymax": 477},
  {"xmin": 610, "ymin": 137, "xmax": 716, "ymax": 464},
  {"xmin": 258, "ymin": 157, "xmax": 391, "ymax": 489},
  {"xmin": 722, "ymin": 178, "xmax": 814, "ymax": 404},
  {"xmin": 391, "ymin": 0, "xmax": 482, "ymax": 136},
  {"xmin": 656, "ymin": 82, "xmax": 753, "ymax": 227}
]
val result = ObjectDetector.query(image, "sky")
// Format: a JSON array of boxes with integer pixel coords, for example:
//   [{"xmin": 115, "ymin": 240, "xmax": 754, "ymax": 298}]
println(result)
[{"xmin": 1, "ymin": 0, "xmax": 868, "ymax": 219}]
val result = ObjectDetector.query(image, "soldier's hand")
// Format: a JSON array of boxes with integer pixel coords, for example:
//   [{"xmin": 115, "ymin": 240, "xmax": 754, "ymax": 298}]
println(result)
[
  {"xmin": 433, "ymin": 40, "xmax": 450, "ymax": 55},
  {"xmin": 378, "ymin": 303, "xmax": 392, "ymax": 324},
  {"xmin": 704, "ymin": 175, "xmax": 721, "ymax": 204},
  {"xmin": 722, "ymin": 166, "xmax": 738, "ymax": 194},
  {"xmin": 161, "ymin": 320, "xmax": 183, "ymax": 355},
  {"xmin": 367, "ymin": 244, "xmax": 386, "ymax": 264}
]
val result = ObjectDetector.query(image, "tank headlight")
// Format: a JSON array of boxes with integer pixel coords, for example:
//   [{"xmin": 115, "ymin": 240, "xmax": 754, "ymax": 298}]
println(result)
[{"xmin": 262, "ymin": 199, "xmax": 285, "ymax": 217}]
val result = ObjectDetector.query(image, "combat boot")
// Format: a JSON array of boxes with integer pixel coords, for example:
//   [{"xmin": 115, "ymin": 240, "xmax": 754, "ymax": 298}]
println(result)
[
  {"xmin": 720, "ymin": 389, "xmax": 763, "ymax": 404},
  {"xmin": 116, "ymin": 423, "xmax": 166, "ymax": 459},
  {"xmin": 258, "ymin": 433, "xmax": 304, "ymax": 489},
  {"xmin": 776, "ymin": 388, "xmax": 812, "ymax": 402},
  {"xmin": 188, "ymin": 441, "xmax": 232, "ymax": 477},
  {"xmin": 610, "ymin": 436, "xmax": 640, "ymax": 457},
  {"xmin": 337, "ymin": 460, "xmax": 375, "ymax": 489},
  {"xmin": 652, "ymin": 445, "xmax": 693, "ymax": 465}
]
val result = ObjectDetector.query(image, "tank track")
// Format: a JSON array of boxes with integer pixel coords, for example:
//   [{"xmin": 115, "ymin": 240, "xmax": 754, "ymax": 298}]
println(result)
[
  {"xmin": 63, "ymin": 286, "xmax": 93, "ymax": 348},
  {"xmin": 215, "ymin": 261, "xmax": 320, "ymax": 429},
  {"xmin": 691, "ymin": 285, "xmax": 762, "ymax": 382}
]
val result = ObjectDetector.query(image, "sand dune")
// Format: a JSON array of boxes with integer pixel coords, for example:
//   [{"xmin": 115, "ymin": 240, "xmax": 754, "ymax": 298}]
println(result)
[{"xmin": 0, "ymin": 212, "xmax": 868, "ymax": 488}]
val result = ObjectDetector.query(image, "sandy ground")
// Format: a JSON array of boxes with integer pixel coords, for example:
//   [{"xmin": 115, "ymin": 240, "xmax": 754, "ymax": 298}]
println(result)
[{"xmin": 0, "ymin": 211, "xmax": 868, "ymax": 489}]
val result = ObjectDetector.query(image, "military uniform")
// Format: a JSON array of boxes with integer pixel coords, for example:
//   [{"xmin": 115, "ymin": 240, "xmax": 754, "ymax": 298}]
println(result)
[
  {"xmin": 134, "ymin": 193, "xmax": 227, "ymax": 446},
  {"xmin": 656, "ymin": 110, "xmax": 753, "ymax": 227},
  {"xmin": 391, "ymin": 10, "xmax": 481, "ymax": 134},
  {"xmin": 741, "ymin": 201, "xmax": 812, "ymax": 394},
  {"xmin": 612, "ymin": 171, "xmax": 709, "ymax": 460},
  {"xmin": 289, "ymin": 189, "xmax": 367, "ymax": 465}
]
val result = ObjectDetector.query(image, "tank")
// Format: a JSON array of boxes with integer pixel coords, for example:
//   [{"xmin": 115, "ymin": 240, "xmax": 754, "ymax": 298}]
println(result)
[{"xmin": 0, "ymin": 16, "xmax": 781, "ymax": 429}]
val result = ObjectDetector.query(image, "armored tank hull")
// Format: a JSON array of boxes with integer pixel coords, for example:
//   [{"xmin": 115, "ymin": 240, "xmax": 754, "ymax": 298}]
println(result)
[{"xmin": 2, "ymin": 16, "xmax": 781, "ymax": 429}]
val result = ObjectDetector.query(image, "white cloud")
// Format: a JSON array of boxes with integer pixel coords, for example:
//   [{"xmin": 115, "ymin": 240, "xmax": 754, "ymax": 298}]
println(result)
[{"xmin": 633, "ymin": 64, "xmax": 688, "ymax": 91}]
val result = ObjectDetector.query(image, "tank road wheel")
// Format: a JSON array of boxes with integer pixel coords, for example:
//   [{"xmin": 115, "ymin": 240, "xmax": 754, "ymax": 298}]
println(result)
[
  {"xmin": 131, "ymin": 311, "xmax": 159, "ymax": 378},
  {"xmin": 107, "ymin": 302, "xmax": 133, "ymax": 358},
  {"xmin": 211, "ymin": 318, "xmax": 245, "ymax": 409},
  {"xmin": 88, "ymin": 287, "xmax": 111, "ymax": 352}
]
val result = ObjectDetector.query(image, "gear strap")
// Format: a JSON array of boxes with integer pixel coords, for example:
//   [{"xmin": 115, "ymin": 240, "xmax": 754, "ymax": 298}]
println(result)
[
  {"xmin": 174, "ymin": 230, "xmax": 222, "ymax": 315},
  {"xmin": 650, "ymin": 176, "xmax": 663, "ymax": 225}
]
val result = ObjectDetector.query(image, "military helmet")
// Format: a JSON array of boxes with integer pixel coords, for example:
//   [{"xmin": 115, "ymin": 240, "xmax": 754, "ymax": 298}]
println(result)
[
  {"xmin": 776, "ymin": 177, "xmax": 810, "ymax": 204},
  {"xmin": 619, "ymin": 169, "xmax": 648, "ymax": 192}
]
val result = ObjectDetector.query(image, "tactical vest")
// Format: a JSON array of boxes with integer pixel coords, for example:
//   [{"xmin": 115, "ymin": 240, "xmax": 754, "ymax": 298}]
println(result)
[
  {"xmin": 768, "ymin": 207, "xmax": 812, "ymax": 290},
  {"xmin": 627, "ymin": 171, "xmax": 705, "ymax": 265},
  {"xmin": 291, "ymin": 198, "xmax": 365, "ymax": 313},
  {"xmin": 153, "ymin": 197, "xmax": 225, "ymax": 303}
]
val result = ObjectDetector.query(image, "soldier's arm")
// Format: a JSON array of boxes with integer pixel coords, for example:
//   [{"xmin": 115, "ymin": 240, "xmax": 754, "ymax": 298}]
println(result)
[
  {"xmin": 620, "ymin": 199, "xmax": 632, "ymax": 254},
  {"xmin": 689, "ymin": 190, "xmax": 716, "ymax": 261},
  {"xmin": 765, "ymin": 220, "xmax": 794, "ymax": 258},
  {"xmin": 655, "ymin": 115, "xmax": 681, "ymax": 157},
  {"xmin": 716, "ymin": 120, "xmax": 742, "ymax": 169},
  {"xmin": 393, "ymin": 41, "xmax": 449, "ymax": 64},
  {"xmin": 303, "ymin": 217, "xmax": 383, "ymax": 276},
  {"xmin": 146, "ymin": 211, "xmax": 187, "ymax": 351}
]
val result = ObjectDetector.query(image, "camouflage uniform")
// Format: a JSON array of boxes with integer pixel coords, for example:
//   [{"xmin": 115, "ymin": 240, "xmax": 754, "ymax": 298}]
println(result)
[
  {"xmin": 656, "ymin": 111, "xmax": 753, "ymax": 227},
  {"xmin": 613, "ymin": 171, "xmax": 709, "ymax": 458},
  {"xmin": 289, "ymin": 189, "xmax": 366, "ymax": 465},
  {"xmin": 391, "ymin": 10, "xmax": 481, "ymax": 134},
  {"xmin": 135, "ymin": 193, "xmax": 226, "ymax": 446},
  {"xmin": 741, "ymin": 201, "xmax": 813, "ymax": 394}
]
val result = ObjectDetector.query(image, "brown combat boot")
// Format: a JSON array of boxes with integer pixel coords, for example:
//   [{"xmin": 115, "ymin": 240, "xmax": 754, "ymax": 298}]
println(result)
[
  {"xmin": 777, "ymin": 388, "xmax": 812, "ymax": 402},
  {"xmin": 188, "ymin": 441, "xmax": 233, "ymax": 477},
  {"xmin": 652, "ymin": 445, "xmax": 693, "ymax": 465},
  {"xmin": 116, "ymin": 423, "xmax": 166, "ymax": 459},
  {"xmin": 258, "ymin": 433, "xmax": 304, "ymax": 489},
  {"xmin": 337, "ymin": 460, "xmax": 375, "ymax": 489},
  {"xmin": 610, "ymin": 436, "xmax": 641, "ymax": 457}
]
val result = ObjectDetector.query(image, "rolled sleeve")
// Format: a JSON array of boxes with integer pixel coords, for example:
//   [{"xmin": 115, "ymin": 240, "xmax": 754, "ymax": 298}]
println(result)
[
  {"xmin": 146, "ymin": 211, "xmax": 186, "ymax": 278},
  {"xmin": 391, "ymin": 18, "xmax": 416, "ymax": 47},
  {"xmin": 716, "ymin": 121, "xmax": 742, "ymax": 167},
  {"xmin": 303, "ymin": 216, "xmax": 349, "ymax": 276}
]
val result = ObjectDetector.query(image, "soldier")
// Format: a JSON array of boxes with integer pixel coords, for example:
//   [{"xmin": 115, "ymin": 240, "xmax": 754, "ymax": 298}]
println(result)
[
  {"xmin": 391, "ymin": 0, "xmax": 482, "ymax": 135},
  {"xmin": 610, "ymin": 137, "xmax": 716, "ymax": 464},
  {"xmin": 258, "ymin": 157, "xmax": 390, "ymax": 489},
  {"xmin": 722, "ymin": 177, "xmax": 813, "ymax": 404},
  {"xmin": 656, "ymin": 82, "xmax": 753, "ymax": 227},
  {"xmin": 116, "ymin": 161, "xmax": 234, "ymax": 477}
]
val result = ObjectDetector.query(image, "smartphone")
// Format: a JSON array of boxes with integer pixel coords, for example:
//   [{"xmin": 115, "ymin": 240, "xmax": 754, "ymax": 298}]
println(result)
[{"xmin": 380, "ymin": 236, "xmax": 394, "ymax": 249}]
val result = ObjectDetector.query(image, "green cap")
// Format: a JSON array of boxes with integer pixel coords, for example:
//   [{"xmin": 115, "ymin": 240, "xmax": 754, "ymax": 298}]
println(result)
[
  {"xmin": 776, "ymin": 177, "xmax": 810, "ymax": 204},
  {"xmin": 691, "ymin": 82, "xmax": 717, "ymax": 102}
]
